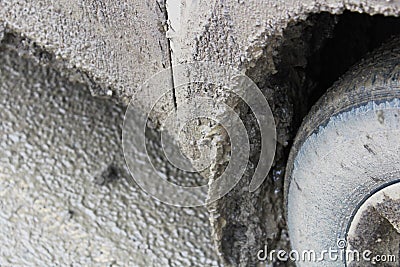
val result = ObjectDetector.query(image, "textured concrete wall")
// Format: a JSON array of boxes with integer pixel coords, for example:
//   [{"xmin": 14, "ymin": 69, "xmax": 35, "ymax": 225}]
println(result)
[
  {"xmin": 0, "ymin": 0, "xmax": 172, "ymax": 105},
  {"xmin": 0, "ymin": 39, "xmax": 220, "ymax": 266},
  {"xmin": 1, "ymin": 0, "xmax": 400, "ymax": 266},
  {"xmin": 166, "ymin": 1, "xmax": 400, "ymax": 265}
]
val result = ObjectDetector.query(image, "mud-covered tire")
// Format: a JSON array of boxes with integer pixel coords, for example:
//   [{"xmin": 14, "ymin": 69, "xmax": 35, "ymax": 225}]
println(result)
[{"xmin": 284, "ymin": 36, "xmax": 400, "ymax": 267}]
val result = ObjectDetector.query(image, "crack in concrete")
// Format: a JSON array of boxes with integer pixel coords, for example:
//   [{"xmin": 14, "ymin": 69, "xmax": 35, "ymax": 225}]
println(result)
[{"xmin": 161, "ymin": 0, "xmax": 178, "ymax": 111}]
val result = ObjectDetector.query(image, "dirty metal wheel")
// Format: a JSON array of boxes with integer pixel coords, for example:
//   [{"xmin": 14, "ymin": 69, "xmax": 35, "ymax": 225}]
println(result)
[{"xmin": 284, "ymin": 36, "xmax": 400, "ymax": 267}]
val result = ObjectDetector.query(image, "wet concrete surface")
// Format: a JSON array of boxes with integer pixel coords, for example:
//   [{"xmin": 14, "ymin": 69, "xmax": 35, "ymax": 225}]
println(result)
[{"xmin": 0, "ymin": 42, "xmax": 221, "ymax": 266}]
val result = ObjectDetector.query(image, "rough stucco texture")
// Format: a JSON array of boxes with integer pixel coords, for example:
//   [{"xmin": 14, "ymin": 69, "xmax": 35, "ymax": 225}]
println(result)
[
  {"xmin": 2, "ymin": 0, "xmax": 400, "ymax": 266},
  {"xmin": 0, "ymin": 0, "xmax": 171, "ymax": 102},
  {"xmin": 170, "ymin": 0, "xmax": 400, "ymax": 66},
  {"xmin": 0, "ymin": 43, "xmax": 220, "ymax": 266},
  {"xmin": 168, "ymin": 1, "xmax": 400, "ymax": 265}
]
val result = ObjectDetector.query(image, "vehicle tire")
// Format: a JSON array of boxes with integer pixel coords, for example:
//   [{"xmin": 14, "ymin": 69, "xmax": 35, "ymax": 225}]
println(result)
[{"xmin": 284, "ymin": 36, "xmax": 400, "ymax": 267}]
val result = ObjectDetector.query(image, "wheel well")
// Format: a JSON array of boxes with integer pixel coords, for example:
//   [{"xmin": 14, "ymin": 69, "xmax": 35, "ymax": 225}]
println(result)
[
  {"xmin": 278, "ymin": 11, "xmax": 400, "ymax": 130},
  {"xmin": 239, "ymin": 10, "xmax": 400, "ymax": 262}
]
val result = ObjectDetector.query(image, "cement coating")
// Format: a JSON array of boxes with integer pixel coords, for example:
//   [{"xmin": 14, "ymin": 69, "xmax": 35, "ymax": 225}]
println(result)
[
  {"xmin": 1, "ymin": 0, "xmax": 400, "ymax": 266},
  {"xmin": 0, "ymin": 41, "xmax": 220, "ymax": 266}
]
